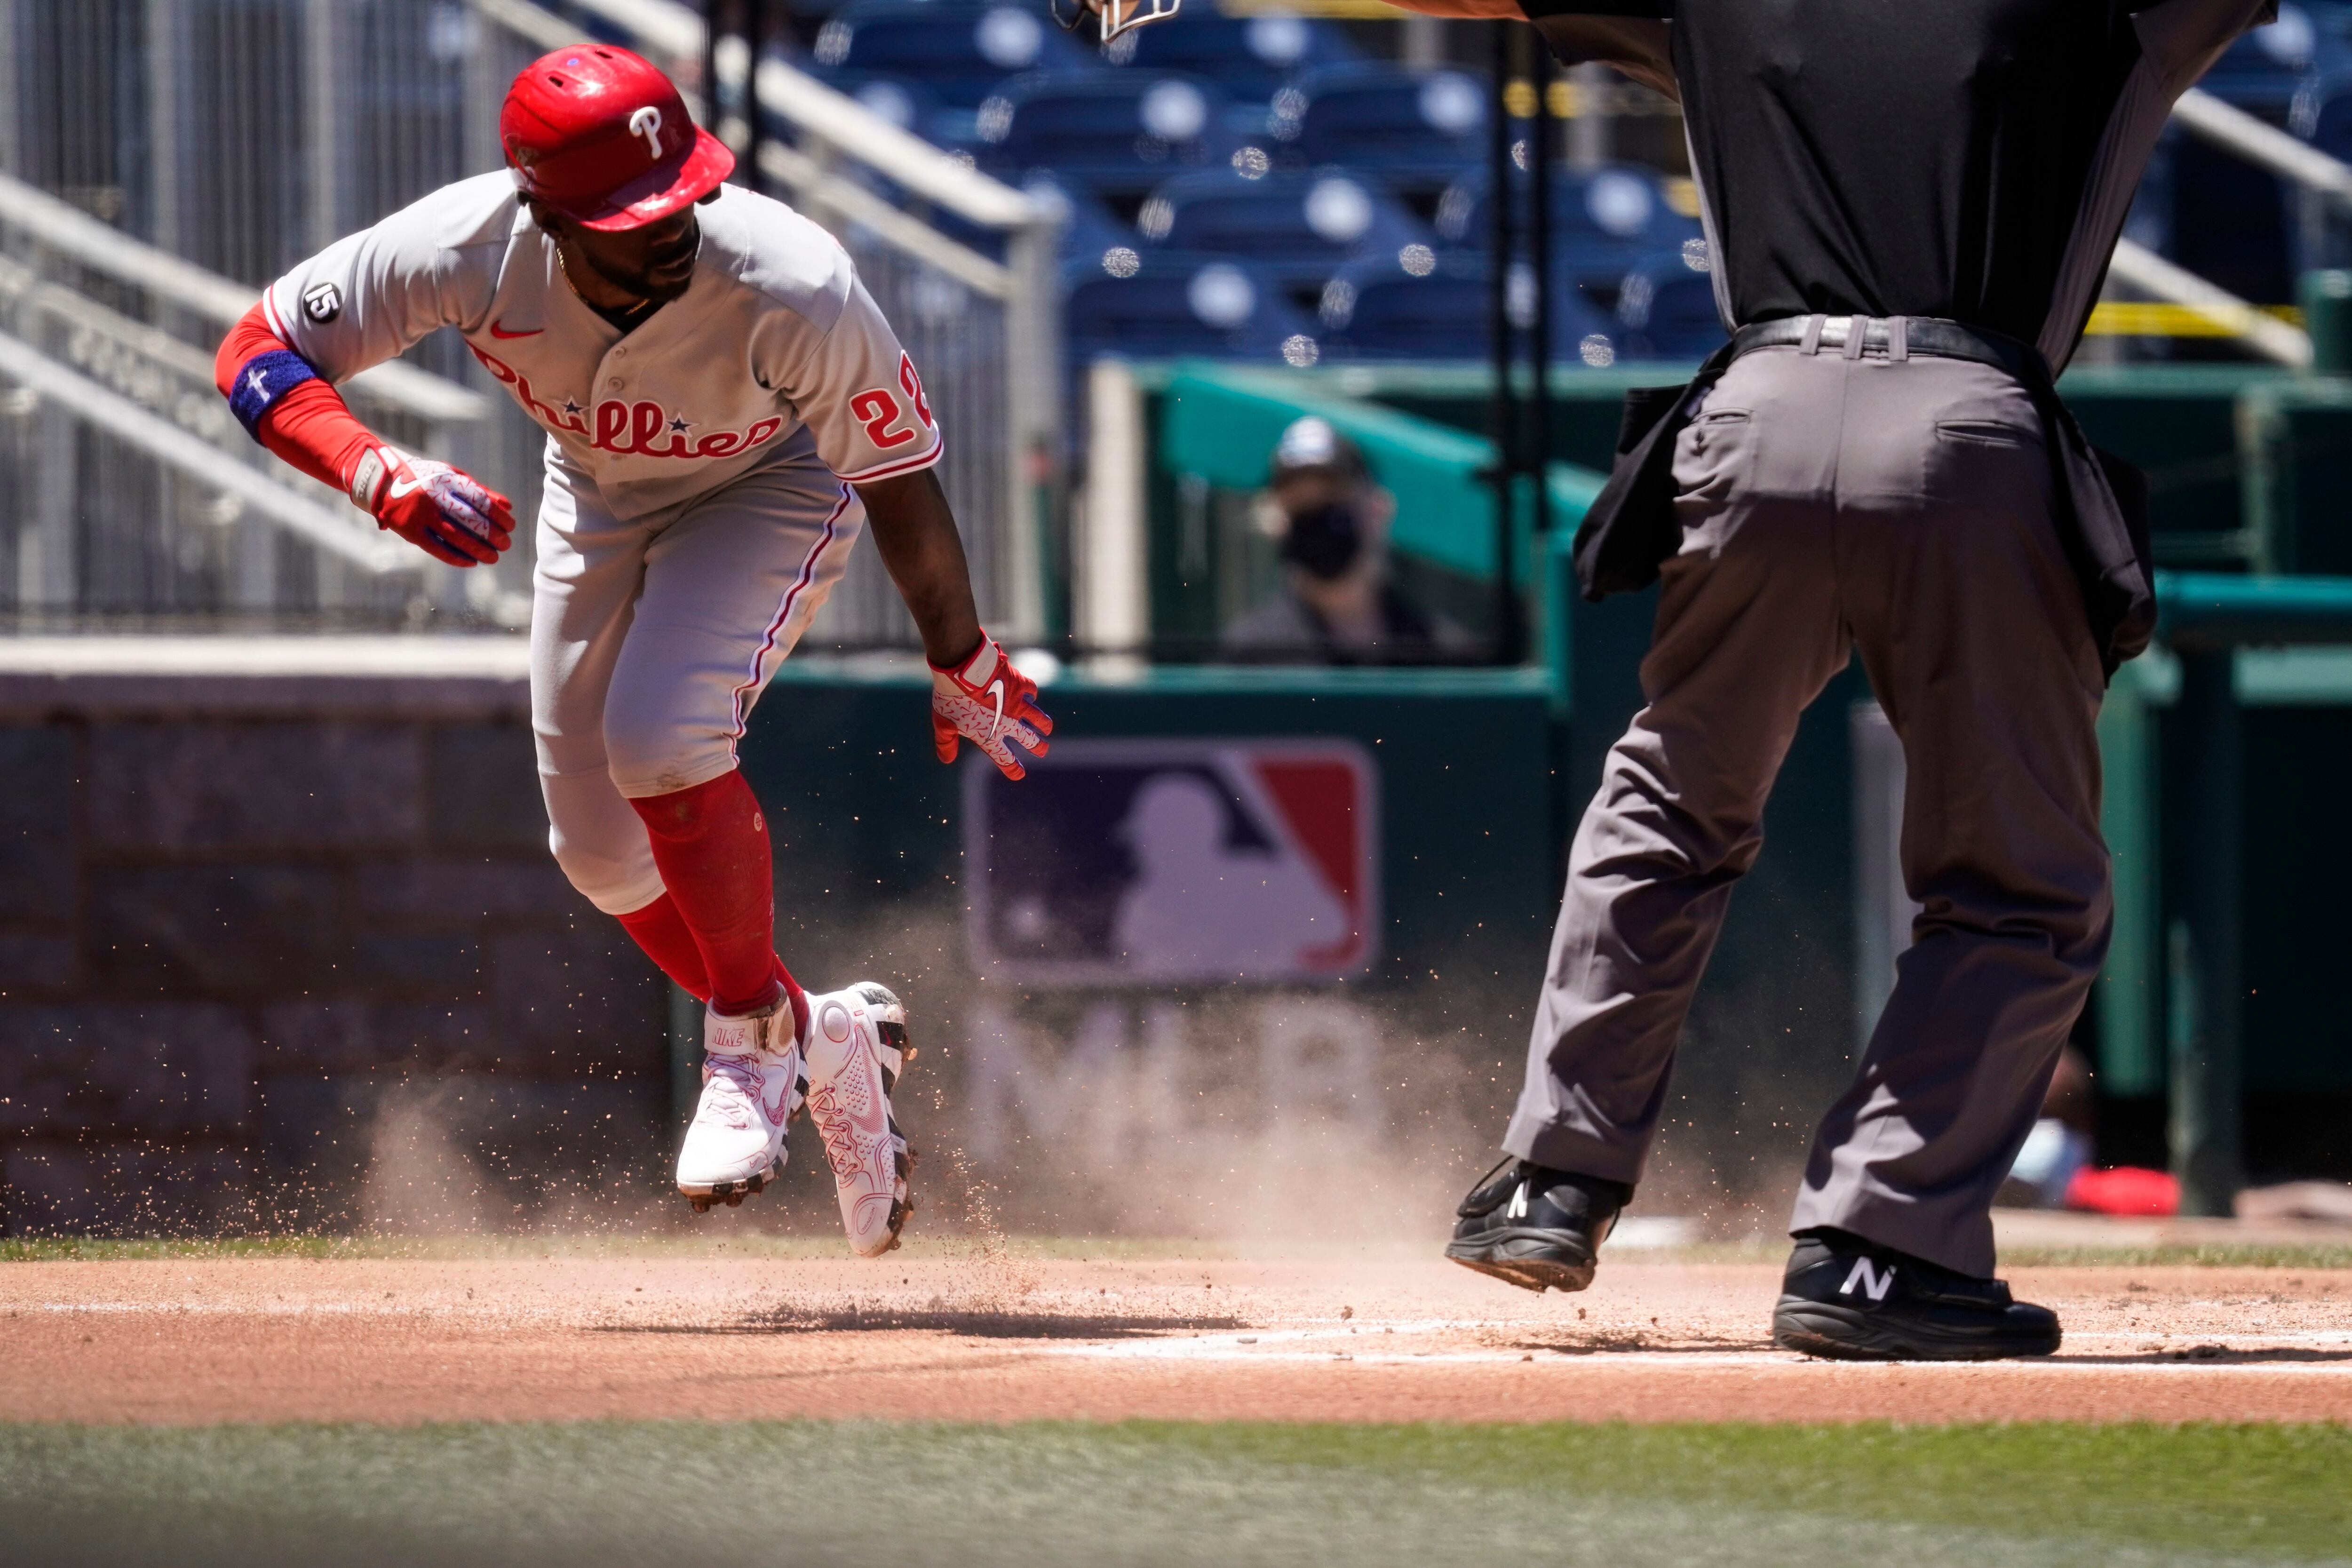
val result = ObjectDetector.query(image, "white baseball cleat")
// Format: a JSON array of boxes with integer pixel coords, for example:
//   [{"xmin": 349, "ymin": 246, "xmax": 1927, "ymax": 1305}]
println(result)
[
  {"xmin": 800, "ymin": 982, "xmax": 915, "ymax": 1256},
  {"xmin": 676, "ymin": 996, "xmax": 802, "ymax": 1212}
]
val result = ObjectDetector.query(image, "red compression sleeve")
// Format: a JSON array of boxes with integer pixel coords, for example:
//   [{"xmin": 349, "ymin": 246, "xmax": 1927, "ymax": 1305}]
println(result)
[
  {"xmin": 628, "ymin": 772, "xmax": 809, "ymax": 1026},
  {"xmin": 615, "ymin": 892, "xmax": 713, "ymax": 1002},
  {"xmin": 214, "ymin": 303, "xmax": 377, "ymax": 491}
]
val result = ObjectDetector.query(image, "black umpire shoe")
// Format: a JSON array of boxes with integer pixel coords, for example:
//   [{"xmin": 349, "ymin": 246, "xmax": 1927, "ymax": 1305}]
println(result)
[
  {"xmin": 1445, "ymin": 1158, "xmax": 1630, "ymax": 1293},
  {"xmin": 1772, "ymin": 1229, "xmax": 2062, "ymax": 1361}
]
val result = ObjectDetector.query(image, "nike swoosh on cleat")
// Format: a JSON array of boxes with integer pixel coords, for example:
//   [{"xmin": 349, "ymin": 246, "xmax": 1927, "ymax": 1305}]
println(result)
[{"xmin": 487, "ymin": 319, "xmax": 542, "ymax": 339}]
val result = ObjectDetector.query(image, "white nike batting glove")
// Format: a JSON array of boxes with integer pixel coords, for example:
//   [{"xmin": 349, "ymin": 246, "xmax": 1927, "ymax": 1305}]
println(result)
[
  {"xmin": 346, "ymin": 444, "xmax": 515, "ymax": 567},
  {"xmin": 930, "ymin": 631, "xmax": 1052, "ymax": 780}
]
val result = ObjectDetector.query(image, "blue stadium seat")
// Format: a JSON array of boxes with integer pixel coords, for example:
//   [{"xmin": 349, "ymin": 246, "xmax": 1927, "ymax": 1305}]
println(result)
[
  {"xmin": 1435, "ymin": 164, "xmax": 1700, "ymax": 254},
  {"xmin": 1611, "ymin": 255, "xmax": 1727, "ymax": 361},
  {"xmin": 1101, "ymin": 11, "xmax": 1357, "ymax": 107},
  {"xmin": 977, "ymin": 72, "xmax": 1234, "ymax": 199},
  {"xmin": 810, "ymin": 2, "xmax": 1095, "ymax": 108},
  {"xmin": 1064, "ymin": 248, "xmax": 1322, "ymax": 364},
  {"xmin": 2199, "ymin": 3, "xmax": 2345, "ymax": 117},
  {"xmin": 1019, "ymin": 170, "xmax": 1139, "ymax": 260},
  {"xmin": 1272, "ymin": 65, "xmax": 1488, "ymax": 191},
  {"xmin": 1315, "ymin": 250, "xmax": 1626, "ymax": 364},
  {"xmin": 1136, "ymin": 166, "xmax": 1431, "ymax": 294}
]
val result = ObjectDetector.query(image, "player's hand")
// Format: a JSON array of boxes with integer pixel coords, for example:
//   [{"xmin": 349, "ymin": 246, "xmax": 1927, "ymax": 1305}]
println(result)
[
  {"xmin": 348, "ymin": 445, "xmax": 514, "ymax": 567},
  {"xmin": 930, "ymin": 631, "xmax": 1051, "ymax": 780}
]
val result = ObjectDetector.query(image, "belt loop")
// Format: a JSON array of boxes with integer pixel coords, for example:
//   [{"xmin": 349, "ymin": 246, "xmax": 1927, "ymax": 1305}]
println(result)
[
  {"xmin": 1800, "ymin": 314, "xmax": 1825, "ymax": 356},
  {"xmin": 1842, "ymin": 315, "xmax": 1867, "ymax": 360},
  {"xmin": 1887, "ymin": 315, "xmax": 1909, "ymax": 362}
]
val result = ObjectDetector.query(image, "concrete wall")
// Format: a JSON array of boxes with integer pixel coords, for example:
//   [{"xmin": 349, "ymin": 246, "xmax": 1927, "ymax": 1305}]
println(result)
[{"xmin": 0, "ymin": 638, "xmax": 667, "ymax": 1237}]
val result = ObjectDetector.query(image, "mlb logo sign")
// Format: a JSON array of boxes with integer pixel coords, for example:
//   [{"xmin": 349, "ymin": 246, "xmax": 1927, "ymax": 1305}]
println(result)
[{"xmin": 964, "ymin": 738, "xmax": 1380, "ymax": 985}]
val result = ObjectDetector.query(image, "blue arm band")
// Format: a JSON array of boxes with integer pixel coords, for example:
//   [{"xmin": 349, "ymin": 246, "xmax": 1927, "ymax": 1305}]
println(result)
[{"xmin": 227, "ymin": 349, "xmax": 320, "ymax": 441}]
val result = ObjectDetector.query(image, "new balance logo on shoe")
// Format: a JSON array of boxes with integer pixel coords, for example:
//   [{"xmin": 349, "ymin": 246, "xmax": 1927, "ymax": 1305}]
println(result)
[{"xmin": 1839, "ymin": 1257, "xmax": 1897, "ymax": 1302}]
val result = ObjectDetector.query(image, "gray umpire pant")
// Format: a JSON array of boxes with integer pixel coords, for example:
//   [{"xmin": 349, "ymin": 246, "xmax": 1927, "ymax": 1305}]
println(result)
[{"xmin": 1503, "ymin": 333, "xmax": 2113, "ymax": 1278}]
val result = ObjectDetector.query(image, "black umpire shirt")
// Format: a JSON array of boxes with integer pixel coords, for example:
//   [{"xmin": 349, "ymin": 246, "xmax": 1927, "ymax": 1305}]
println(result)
[{"xmin": 1526, "ymin": 0, "xmax": 2276, "ymax": 371}]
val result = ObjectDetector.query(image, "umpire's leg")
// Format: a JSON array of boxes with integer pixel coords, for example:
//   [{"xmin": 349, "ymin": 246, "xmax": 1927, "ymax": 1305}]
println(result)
[
  {"xmin": 1789, "ymin": 351, "xmax": 2111, "ymax": 1279},
  {"xmin": 1504, "ymin": 352, "xmax": 1851, "ymax": 1183}
]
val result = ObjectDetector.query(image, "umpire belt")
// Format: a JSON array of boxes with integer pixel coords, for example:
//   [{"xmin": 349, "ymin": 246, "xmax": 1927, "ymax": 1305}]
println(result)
[{"xmin": 1567, "ymin": 312, "xmax": 2156, "ymax": 680}]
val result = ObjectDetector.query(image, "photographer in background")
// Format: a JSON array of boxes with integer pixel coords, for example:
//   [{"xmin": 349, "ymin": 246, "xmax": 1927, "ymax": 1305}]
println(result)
[{"xmin": 1221, "ymin": 417, "xmax": 1469, "ymax": 665}]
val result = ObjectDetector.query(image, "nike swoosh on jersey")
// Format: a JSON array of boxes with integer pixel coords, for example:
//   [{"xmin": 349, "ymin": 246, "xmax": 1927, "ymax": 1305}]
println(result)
[{"xmin": 487, "ymin": 319, "xmax": 542, "ymax": 339}]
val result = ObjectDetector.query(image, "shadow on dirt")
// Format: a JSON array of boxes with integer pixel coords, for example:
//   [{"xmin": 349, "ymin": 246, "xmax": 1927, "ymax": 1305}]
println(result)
[
  {"xmin": 2063, "ymin": 1345, "xmax": 2352, "ymax": 1366},
  {"xmin": 1505, "ymin": 1334, "xmax": 1780, "ymax": 1356},
  {"xmin": 593, "ymin": 1310, "xmax": 1250, "ymax": 1339}
]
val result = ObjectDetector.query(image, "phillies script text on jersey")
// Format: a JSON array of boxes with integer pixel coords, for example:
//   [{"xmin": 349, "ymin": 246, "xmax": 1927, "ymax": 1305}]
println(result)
[
  {"xmin": 467, "ymin": 342, "xmax": 932, "ymax": 462},
  {"xmin": 469, "ymin": 341, "xmax": 785, "ymax": 460}
]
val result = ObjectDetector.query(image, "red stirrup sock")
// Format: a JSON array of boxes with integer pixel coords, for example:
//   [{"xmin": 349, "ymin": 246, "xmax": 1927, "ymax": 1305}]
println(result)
[
  {"xmin": 774, "ymin": 954, "xmax": 810, "ymax": 1046},
  {"xmin": 614, "ymin": 892, "xmax": 711, "ymax": 1002},
  {"xmin": 628, "ymin": 771, "xmax": 798, "ymax": 1019}
]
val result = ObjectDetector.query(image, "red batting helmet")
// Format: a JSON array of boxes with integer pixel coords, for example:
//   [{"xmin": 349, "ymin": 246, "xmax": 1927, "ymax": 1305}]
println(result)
[{"xmin": 501, "ymin": 45, "xmax": 733, "ymax": 231}]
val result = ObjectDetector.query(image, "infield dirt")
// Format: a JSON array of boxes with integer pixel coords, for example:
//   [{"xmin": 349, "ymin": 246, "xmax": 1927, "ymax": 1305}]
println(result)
[{"xmin": 4, "ymin": 1246, "xmax": 2347, "ymax": 1425}]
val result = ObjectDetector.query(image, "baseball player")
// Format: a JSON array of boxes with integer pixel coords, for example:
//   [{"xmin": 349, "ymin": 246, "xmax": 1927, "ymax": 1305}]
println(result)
[{"xmin": 213, "ymin": 44, "xmax": 1051, "ymax": 1256}]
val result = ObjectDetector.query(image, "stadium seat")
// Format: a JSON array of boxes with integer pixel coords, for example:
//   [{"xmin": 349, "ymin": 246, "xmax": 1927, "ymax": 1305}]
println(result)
[
  {"xmin": 1314, "ymin": 250, "xmax": 1626, "ymax": 364},
  {"xmin": 1272, "ymin": 64, "xmax": 1489, "ymax": 193},
  {"xmin": 977, "ymin": 72, "xmax": 1234, "ymax": 199},
  {"xmin": 1101, "ymin": 10, "xmax": 1357, "ymax": 107},
  {"xmin": 1136, "ymin": 166, "xmax": 1431, "ymax": 296},
  {"xmin": 1064, "ymin": 248, "xmax": 1323, "ymax": 365},
  {"xmin": 1019, "ymin": 170, "xmax": 1140, "ymax": 261},
  {"xmin": 1435, "ymin": 164, "xmax": 1700, "ymax": 253},
  {"xmin": 2198, "ymin": 2, "xmax": 2346, "ymax": 118},
  {"xmin": 810, "ymin": 2, "xmax": 1096, "ymax": 108},
  {"xmin": 1611, "ymin": 255, "xmax": 1727, "ymax": 360}
]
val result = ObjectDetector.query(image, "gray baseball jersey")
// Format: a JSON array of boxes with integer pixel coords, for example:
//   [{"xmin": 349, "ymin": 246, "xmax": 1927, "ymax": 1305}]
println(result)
[{"xmin": 261, "ymin": 171, "xmax": 942, "ymax": 517}]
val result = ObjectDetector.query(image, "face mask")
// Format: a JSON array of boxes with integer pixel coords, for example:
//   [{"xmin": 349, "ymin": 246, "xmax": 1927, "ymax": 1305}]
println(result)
[{"xmin": 1280, "ymin": 501, "xmax": 1363, "ymax": 580}]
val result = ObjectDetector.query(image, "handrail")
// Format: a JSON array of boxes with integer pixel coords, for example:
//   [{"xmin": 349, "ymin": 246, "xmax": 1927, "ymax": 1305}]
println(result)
[
  {"xmin": 0, "ymin": 171, "xmax": 491, "ymax": 424},
  {"xmin": 2106, "ymin": 238, "xmax": 2313, "ymax": 367},
  {"xmin": 0, "ymin": 331, "xmax": 409, "ymax": 574},
  {"xmin": 2172, "ymin": 88, "xmax": 2352, "ymax": 211},
  {"xmin": 2156, "ymin": 570, "xmax": 2352, "ymax": 648},
  {"xmin": 558, "ymin": 0, "xmax": 700, "ymax": 57},
  {"xmin": 756, "ymin": 58, "xmax": 1042, "ymax": 231},
  {"xmin": 759, "ymin": 143, "xmax": 1014, "ymax": 297}
]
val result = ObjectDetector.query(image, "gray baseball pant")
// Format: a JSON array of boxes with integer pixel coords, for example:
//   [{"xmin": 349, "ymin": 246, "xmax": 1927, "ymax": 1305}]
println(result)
[
  {"xmin": 1503, "ymin": 335, "xmax": 2113, "ymax": 1278},
  {"xmin": 531, "ymin": 434, "xmax": 863, "ymax": 917}
]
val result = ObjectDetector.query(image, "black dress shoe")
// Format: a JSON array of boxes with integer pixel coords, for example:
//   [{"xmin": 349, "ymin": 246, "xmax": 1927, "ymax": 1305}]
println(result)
[
  {"xmin": 1444, "ymin": 1158, "xmax": 1630, "ymax": 1293},
  {"xmin": 1772, "ymin": 1229, "xmax": 2062, "ymax": 1361}
]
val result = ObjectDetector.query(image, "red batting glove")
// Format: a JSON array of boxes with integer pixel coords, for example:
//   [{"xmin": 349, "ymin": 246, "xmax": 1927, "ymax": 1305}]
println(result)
[
  {"xmin": 346, "ymin": 444, "xmax": 514, "ymax": 567},
  {"xmin": 931, "ymin": 631, "xmax": 1052, "ymax": 780}
]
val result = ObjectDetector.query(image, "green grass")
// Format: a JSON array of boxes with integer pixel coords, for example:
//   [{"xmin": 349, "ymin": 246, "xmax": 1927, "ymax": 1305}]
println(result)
[{"xmin": 0, "ymin": 1422, "xmax": 2343, "ymax": 1567}]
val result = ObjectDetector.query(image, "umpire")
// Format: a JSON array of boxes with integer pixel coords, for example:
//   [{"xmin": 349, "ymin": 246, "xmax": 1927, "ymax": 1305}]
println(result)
[{"xmin": 1442, "ymin": 0, "xmax": 2276, "ymax": 1359}]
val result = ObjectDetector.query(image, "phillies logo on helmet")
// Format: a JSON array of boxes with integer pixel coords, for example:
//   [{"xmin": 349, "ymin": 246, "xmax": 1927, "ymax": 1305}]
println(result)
[{"xmin": 628, "ymin": 106, "xmax": 664, "ymax": 161}]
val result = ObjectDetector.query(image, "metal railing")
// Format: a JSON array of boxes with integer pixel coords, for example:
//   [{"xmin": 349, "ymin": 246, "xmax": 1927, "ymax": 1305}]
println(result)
[
  {"xmin": 2119, "ymin": 86, "xmax": 2352, "ymax": 367},
  {"xmin": 0, "ymin": 164, "xmax": 501, "ymax": 619}
]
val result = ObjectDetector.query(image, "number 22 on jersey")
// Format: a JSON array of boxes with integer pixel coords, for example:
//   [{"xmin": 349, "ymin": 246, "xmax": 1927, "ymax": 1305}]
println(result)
[{"xmin": 850, "ymin": 353, "xmax": 935, "ymax": 451}]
